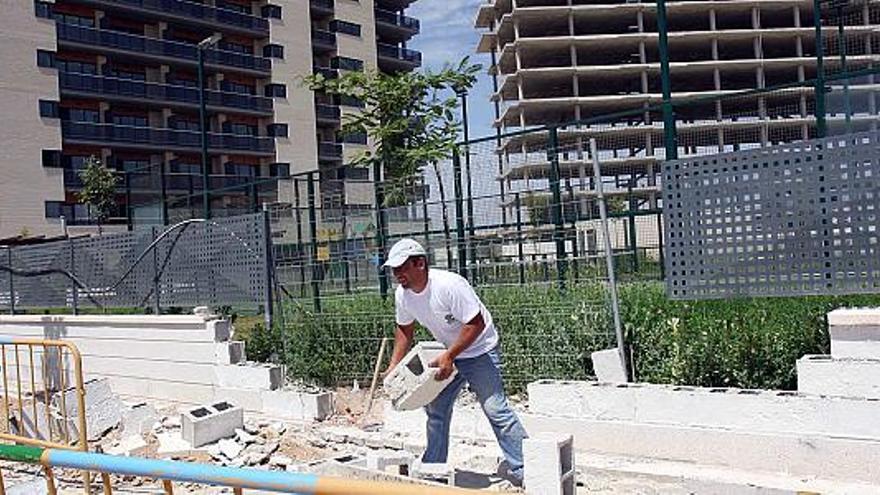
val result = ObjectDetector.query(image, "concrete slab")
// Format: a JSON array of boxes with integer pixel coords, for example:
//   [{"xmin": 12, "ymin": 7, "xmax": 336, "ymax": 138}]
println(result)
[
  {"xmin": 798, "ymin": 354, "xmax": 880, "ymax": 399},
  {"xmin": 828, "ymin": 307, "xmax": 880, "ymax": 359},
  {"xmin": 524, "ymin": 433, "xmax": 574, "ymax": 495},
  {"xmin": 591, "ymin": 349, "xmax": 627, "ymax": 383}
]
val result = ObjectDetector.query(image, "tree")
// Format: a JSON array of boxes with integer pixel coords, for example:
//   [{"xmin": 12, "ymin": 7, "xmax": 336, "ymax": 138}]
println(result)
[
  {"xmin": 304, "ymin": 58, "xmax": 481, "ymax": 259},
  {"xmin": 77, "ymin": 155, "xmax": 118, "ymax": 234}
]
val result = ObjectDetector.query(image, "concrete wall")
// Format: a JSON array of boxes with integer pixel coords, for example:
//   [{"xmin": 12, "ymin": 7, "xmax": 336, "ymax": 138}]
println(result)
[{"xmin": 0, "ymin": 2, "xmax": 64, "ymax": 238}]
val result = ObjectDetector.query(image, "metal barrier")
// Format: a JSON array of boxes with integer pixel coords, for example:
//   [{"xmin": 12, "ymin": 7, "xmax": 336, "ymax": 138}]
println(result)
[
  {"xmin": 0, "ymin": 444, "xmax": 479, "ymax": 494},
  {"xmin": 0, "ymin": 337, "xmax": 92, "ymax": 493}
]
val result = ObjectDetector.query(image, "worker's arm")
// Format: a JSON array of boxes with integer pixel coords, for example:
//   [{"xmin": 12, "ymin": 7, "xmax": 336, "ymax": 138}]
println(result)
[
  {"xmin": 430, "ymin": 312, "xmax": 485, "ymax": 380},
  {"xmin": 384, "ymin": 321, "xmax": 416, "ymax": 375}
]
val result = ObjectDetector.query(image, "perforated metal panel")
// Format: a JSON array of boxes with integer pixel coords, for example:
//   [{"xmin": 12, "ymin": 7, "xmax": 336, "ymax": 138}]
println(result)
[
  {"xmin": 664, "ymin": 131, "xmax": 880, "ymax": 299},
  {"xmin": 0, "ymin": 213, "xmax": 268, "ymax": 311}
]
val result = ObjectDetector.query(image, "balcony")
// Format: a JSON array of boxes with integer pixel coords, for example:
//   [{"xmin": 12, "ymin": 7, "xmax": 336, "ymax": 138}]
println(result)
[
  {"xmin": 312, "ymin": 66, "xmax": 338, "ymax": 80},
  {"xmin": 310, "ymin": 0, "xmax": 334, "ymax": 16},
  {"xmin": 315, "ymin": 103, "xmax": 341, "ymax": 125},
  {"xmin": 56, "ymin": 24, "xmax": 272, "ymax": 76},
  {"xmin": 312, "ymin": 29, "xmax": 337, "ymax": 52},
  {"xmin": 318, "ymin": 141, "xmax": 343, "ymax": 161},
  {"xmin": 59, "ymin": 73, "xmax": 273, "ymax": 116},
  {"xmin": 374, "ymin": 8, "xmax": 419, "ymax": 41},
  {"xmin": 376, "ymin": 42, "xmax": 421, "ymax": 72},
  {"xmin": 62, "ymin": 121, "xmax": 275, "ymax": 155},
  {"xmin": 76, "ymin": 0, "xmax": 268, "ymax": 35}
]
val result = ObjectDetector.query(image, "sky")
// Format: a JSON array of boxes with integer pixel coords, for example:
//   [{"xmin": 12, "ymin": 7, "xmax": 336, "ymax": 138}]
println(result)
[{"xmin": 406, "ymin": 0, "xmax": 496, "ymax": 141}]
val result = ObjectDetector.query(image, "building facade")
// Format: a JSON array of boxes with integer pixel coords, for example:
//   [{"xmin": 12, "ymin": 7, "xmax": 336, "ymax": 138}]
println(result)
[
  {"xmin": 0, "ymin": 0, "xmax": 420, "ymax": 239},
  {"xmin": 475, "ymin": 0, "xmax": 880, "ymax": 212}
]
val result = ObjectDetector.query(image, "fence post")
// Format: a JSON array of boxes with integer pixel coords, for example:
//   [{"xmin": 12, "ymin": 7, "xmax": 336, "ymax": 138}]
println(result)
[
  {"xmin": 814, "ymin": 0, "xmax": 827, "ymax": 137},
  {"xmin": 548, "ymin": 127, "xmax": 567, "ymax": 290},
  {"xmin": 373, "ymin": 161, "xmax": 389, "ymax": 300},
  {"xmin": 452, "ymin": 148, "xmax": 468, "ymax": 278},
  {"xmin": 340, "ymin": 167, "xmax": 351, "ymax": 294},
  {"xmin": 151, "ymin": 226, "xmax": 160, "ymax": 315},
  {"xmin": 656, "ymin": 211, "xmax": 665, "ymax": 279},
  {"xmin": 307, "ymin": 173, "xmax": 321, "ymax": 313},
  {"xmin": 515, "ymin": 193, "xmax": 525, "ymax": 285},
  {"xmin": 69, "ymin": 236, "xmax": 78, "ymax": 315},
  {"xmin": 6, "ymin": 247, "xmax": 14, "ymax": 315},
  {"xmin": 628, "ymin": 205, "xmax": 639, "ymax": 274},
  {"xmin": 591, "ymin": 138, "xmax": 629, "ymax": 382},
  {"xmin": 125, "ymin": 171, "xmax": 133, "ymax": 232},
  {"xmin": 261, "ymin": 205, "xmax": 274, "ymax": 339},
  {"xmin": 657, "ymin": 0, "xmax": 678, "ymax": 160},
  {"xmin": 294, "ymin": 179, "xmax": 306, "ymax": 297}
]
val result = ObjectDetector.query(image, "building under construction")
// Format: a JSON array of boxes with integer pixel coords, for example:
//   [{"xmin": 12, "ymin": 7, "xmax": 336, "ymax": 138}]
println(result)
[{"xmin": 474, "ymin": 0, "xmax": 880, "ymax": 212}]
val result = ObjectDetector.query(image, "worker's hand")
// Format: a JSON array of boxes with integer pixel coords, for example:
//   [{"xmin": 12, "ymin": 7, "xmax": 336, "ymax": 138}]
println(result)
[{"xmin": 430, "ymin": 352, "xmax": 455, "ymax": 381}]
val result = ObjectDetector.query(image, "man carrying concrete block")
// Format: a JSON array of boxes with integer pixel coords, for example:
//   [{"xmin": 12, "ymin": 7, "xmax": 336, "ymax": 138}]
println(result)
[{"xmin": 381, "ymin": 238, "xmax": 528, "ymax": 485}]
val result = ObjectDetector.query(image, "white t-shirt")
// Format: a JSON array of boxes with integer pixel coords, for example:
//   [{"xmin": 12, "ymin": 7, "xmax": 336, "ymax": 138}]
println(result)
[{"xmin": 395, "ymin": 269, "xmax": 498, "ymax": 359}]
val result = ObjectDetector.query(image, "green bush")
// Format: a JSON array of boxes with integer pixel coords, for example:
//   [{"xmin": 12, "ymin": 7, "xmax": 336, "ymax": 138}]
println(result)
[{"xmin": 239, "ymin": 281, "xmax": 880, "ymax": 392}]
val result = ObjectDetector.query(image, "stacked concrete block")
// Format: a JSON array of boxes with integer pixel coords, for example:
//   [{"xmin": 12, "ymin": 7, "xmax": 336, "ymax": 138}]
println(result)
[
  {"xmin": 181, "ymin": 401, "xmax": 243, "ymax": 447},
  {"xmin": 411, "ymin": 460, "xmax": 457, "ymax": 486},
  {"xmin": 590, "ymin": 349, "xmax": 627, "ymax": 383},
  {"xmin": 365, "ymin": 449, "xmax": 414, "ymax": 475},
  {"xmin": 214, "ymin": 362, "xmax": 283, "ymax": 390},
  {"xmin": 797, "ymin": 308, "xmax": 880, "ymax": 399},
  {"xmin": 383, "ymin": 341, "xmax": 457, "ymax": 411},
  {"xmin": 524, "ymin": 433, "xmax": 575, "ymax": 495}
]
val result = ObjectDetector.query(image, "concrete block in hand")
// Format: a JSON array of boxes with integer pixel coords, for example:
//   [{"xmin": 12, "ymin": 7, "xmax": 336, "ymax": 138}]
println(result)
[
  {"xmin": 383, "ymin": 342, "xmax": 457, "ymax": 411},
  {"xmin": 524, "ymin": 432, "xmax": 574, "ymax": 495},
  {"xmin": 181, "ymin": 401, "xmax": 243, "ymax": 447}
]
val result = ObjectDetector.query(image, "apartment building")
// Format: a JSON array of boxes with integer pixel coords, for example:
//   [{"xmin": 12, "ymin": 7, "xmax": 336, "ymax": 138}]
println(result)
[
  {"xmin": 0, "ymin": 0, "xmax": 420, "ymax": 239},
  {"xmin": 475, "ymin": 0, "xmax": 880, "ymax": 211}
]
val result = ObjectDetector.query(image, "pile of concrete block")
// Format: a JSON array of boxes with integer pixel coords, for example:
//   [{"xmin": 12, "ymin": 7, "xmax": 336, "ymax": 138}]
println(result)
[
  {"xmin": 798, "ymin": 307, "xmax": 880, "ymax": 399},
  {"xmin": 383, "ymin": 341, "xmax": 457, "ymax": 411}
]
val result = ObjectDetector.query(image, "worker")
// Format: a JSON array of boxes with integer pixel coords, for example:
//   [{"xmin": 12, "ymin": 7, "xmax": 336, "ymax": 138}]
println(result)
[{"xmin": 382, "ymin": 238, "xmax": 527, "ymax": 484}]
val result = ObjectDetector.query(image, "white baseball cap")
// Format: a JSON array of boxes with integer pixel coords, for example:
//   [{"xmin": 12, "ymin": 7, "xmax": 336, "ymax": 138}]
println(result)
[{"xmin": 382, "ymin": 238, "xmax": 427, "ymax": 268}]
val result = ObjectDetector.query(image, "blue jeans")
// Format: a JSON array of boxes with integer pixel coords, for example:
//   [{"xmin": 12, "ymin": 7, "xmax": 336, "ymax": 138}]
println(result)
[{"xmin": 422, "ymin": 347, "xmax": 527, "ymax": 478}]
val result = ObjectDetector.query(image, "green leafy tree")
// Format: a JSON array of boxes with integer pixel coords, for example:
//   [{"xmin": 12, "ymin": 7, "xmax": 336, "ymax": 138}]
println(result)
[
  {"xmin": 77, "ymin": 155, "xmax": 118, "ymax": 234},
  {"xmin": 304, "ymin": 58, "xmax": 481, "ymax": 253}
]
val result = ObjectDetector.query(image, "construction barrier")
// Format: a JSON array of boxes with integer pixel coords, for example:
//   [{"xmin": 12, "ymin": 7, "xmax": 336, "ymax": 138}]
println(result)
[
  {"xmin": 0, "ymin": 444, "xmax": 480, "ymax": 494},
  {"xmin": 0, "ymin": 337, "xmax": 93, "ymax": 493}
]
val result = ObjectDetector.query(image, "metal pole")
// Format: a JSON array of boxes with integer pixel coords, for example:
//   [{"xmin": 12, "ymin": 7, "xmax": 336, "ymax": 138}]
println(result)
[
  {"xmin": 159, "ymin": 161, "xmax": 168, "ymax": 226},
  {"xmin": 124, "ymin": 172, "xmax": 133, "ymax": 231},
  {"xmin": 68, "ymin": 233, "xmax": 78, "ymax": 316},
  {"xmin": 590, "ymin": 138, "xmax": 629, "ymax": 382},
  {"xmin": 198, "ymin": 47, "xmax": 211, "ymax": 220},
  {"xmin": 373, "ymin": 161, "xmax": 389, "ymax": 300},
  {"xmin": 837, "ymin": 3, "xmax": 851, "ymax": 132},
  {"xmin": 657, "ymin": 0, "xmax": 677, "ymax": 160},
  {"xmin": 294, "ymin": 179, "xmax": 306, "ymax": 297},
  {"xmin": 452, "ymin": 149, "xmax": 468, "ymax": 277},
  {"xmin": 548, "ymin": 127, "xmax": 567, "ymax": 289},
  {"xmin": 152, "ymin": 227, "xmax": 160, "ymax": 315},
  {"xmin": 515, "ymin": 193, "xmax": 525, "ymax": 285},
  {"xmin": 815, "ymin": 0, "xmax": 827, "ymax": 137},
  {"xmin": 460, "ymin": 91, "xmax": 477, "ymax": 284},
  {"xmin": 307, "ymin": 173, "xmax": 321, "ymax": 313},
  {"xmin": 656, "ymin": 210, "xmax": 665, "ymax": 279},
  {"xmin": 7, "ymin": 247, "xmax": 14, "ymax": 315},
  {"xmin": 261, "ymin": 204, "xmax": 275, "ymax": 338}
]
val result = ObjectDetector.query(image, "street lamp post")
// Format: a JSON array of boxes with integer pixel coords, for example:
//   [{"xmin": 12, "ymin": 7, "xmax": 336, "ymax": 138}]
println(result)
[{"xmin": 198, "ymin": 33, "xmax": 222, "ymax": 219}]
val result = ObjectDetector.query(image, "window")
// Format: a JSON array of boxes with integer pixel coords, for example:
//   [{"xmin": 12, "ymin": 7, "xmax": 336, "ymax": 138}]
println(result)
[
  {"xmin": 270, "ymin": 162, "xmax": 290, "ymax": 177},
  {"xmin": 330, "ymin": 20, "xmax": 361, "ymax": 37},
  {"xmin": 57, "ymin": 60, "xmax": 97, "ymax": 74},
  {"xmin": 346, "ymin": 166, "xmax": 370, "ymax": 181},
  {"xmin": 224, "ymin": 163, "xmax": 258, "ymax": 176},
  {"xmin": 170, "ymin": 118, "xmax": 200, "ymax": 132},
  {"xmin": 61, "ymin": 108, "xmax": 99, "ymax": 123},
  {"xmin": 116, "ymin": 158, "xmax": 149, "ymax": 173},
  {"xmin": 36, "ymin": 50, "xmax": 56, "ymax": 69},
  {"xmin": 338, "ymin": 95, "xmax": 364, "ymax": 108},
  {"xmin": 220, "ymin": 40, "xmax": 253, "ymax": 55},
  {"xmin": 267, "ymin": 123, "xmax": 288, "ymax": 138},
  {"xmin": 105, "ymin": 67, "xmax": 146, "ymax": 81},
  {"xmin": 42, "ymin": 150, "xmax": 62, "ymax": 168},
  {"xmin": 39, "ymin": 100, "xmax": 59, "ymax": 118},
  {"xmin": 224, "ymin": 122, "xmax": 257, "ymax": 136},
  {"xmin": 168, "ymin": 75, "xmax": 198, "ymax": 88},
  {"xmin": 330, "ymin": 56, "xmax": 363, "ymax": 71},
  {"xmin": 221, "ymin": 81, "xmax": 256, "ymax": 95},
  {"xmin": 262, "ymin": 44, "xmax": 284, "ymax": 59},
  {"xmin": 45, "ymin": 201, "xmax": 68, "ymax": 219},
  {"xmin": 264, "ymin": 83, "xmax": 286, "ymax": 98},
  {"xmin": 170, "ymin": 160, "xmax": 200, "ymax": 174},
  {"xmin": 54, "ymin": 12, "xmax": 95, "ymax": 27},
  {"xmin": 261, "ymin": 4, "xmax": 282, "ymax": 19},
  {"xmin": 112, "ymin": 114, "xmax": 148, "ymax": 127},
  {"xmin": 63, "ymin": 155, "xmax": 91, "ymax": 170},
  {"xmin": 34, "ymin": 0, "xmax": 53, "ymax": 19},
  {"xmin": 340, "ymin": 131, "xmax": 367, "ymax": 144},
  {"xmin": 217, "ymin": 0, "xmax": 252, "ymax": 14}
]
